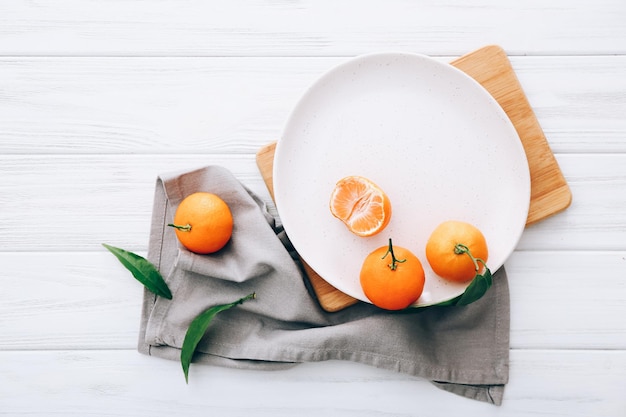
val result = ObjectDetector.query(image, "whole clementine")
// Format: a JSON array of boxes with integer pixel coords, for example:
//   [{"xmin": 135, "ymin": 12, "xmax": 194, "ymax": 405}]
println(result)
[
  {"xmin": 168, "ymin": 192, "xmax": 233, "ymax": 254},
  {"xmin": 360, "ymin": 239, "xmax": 425, "ymax": 310},
  {"xmin": 425, "ymin": 220, "xmax": 488, "ymax": 283},
  {"xmin": 329, "ymin": 176, "xmax": 392, "ymax": 237}
]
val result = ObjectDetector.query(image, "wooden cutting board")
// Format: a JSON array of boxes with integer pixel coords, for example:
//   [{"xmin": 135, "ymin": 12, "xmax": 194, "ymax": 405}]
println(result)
[{"xmin": 256, "ymin": 44, "xmax": 571, "ymax": 312}]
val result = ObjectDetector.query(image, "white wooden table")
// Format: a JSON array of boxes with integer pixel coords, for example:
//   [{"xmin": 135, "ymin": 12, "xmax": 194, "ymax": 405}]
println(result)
[{"xmin": 1, "ymin": 1, "xmax": 625, "ymax": 415}]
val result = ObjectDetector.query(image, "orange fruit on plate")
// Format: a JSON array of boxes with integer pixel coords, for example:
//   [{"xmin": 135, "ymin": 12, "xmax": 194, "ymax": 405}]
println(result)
[
  {"xmin": 360, "ymin": 239, "xmax": 425, "ymax": 310},
  {"xmin": 329, "ymin": 176, "xmax": 392, "ymax": 237},
  {"xmin": 425, "ymin": 220, "xmax": 488, "ymax": 283},
  {"xmin": 168, "ymin": 192, "xmax": 233, "ymax": 254}
]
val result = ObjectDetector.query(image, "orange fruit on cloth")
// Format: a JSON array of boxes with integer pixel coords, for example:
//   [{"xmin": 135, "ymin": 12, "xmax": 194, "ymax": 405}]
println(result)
[
  {"xmin": 168, "ymin": 192, "xmax": 233, "ymax": 254},
  {"xmin": 329, "ymin": 176, "xmax": 392, "ymax": 237},
  {"xmin": 425, "ymin": 220, "xmax": 489, "ymax": 283},
  {"xmin": 360, "ymin": 239, "xmax": 425, "ymax": 310}
]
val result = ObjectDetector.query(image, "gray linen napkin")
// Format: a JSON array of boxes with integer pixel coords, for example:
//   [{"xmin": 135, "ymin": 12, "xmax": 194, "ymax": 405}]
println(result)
[{"xmin": 138, "ymin": 165, "xmax": 510, "ymax": 405}]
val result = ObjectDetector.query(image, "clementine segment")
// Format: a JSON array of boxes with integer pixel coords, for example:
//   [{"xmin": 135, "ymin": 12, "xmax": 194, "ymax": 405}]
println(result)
[
  {"xmin": 425, "ymin": 220, "xmax": 488, "ymax": 283},
  {"xmin": 329, "ymin": 176, "xmax": 391, "ymax": 237},
  {"xmin": 168, "ymin": 192, "xmax": 233, "ymax": 254},
  {"xmin": 360, "ymin": 239, "xmax": 425, "ymax": 310}
]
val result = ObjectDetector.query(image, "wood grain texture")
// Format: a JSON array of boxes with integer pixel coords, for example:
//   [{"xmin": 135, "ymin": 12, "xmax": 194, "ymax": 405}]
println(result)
[
  {"xmin": 2, "ymin": 1, "xmax": 626, "ymax": 415},
  {"xmin": 3, "ymin": 251, "xmax": 624, "ymax": 350},
  {"xmin": 1, "ymin": 349, "xmax": 624, "ymax": 416},
  {"xmin": 2, "ymin": 153, "xmax": 624, "ymax": 252},
  {"xmin": 1, "ymin": 56, "xmax": 625, "ymax": 154},
  {"xmin": 1, "ymin": 0, "xmax": 625, "ymax": 56},
  {"xmin": 451, "ymin": 46, "xmax": 571, "ymax": 225},
  {"xmin": 257, "ymin": 45, "xmax": 572, "ymax": 311}
]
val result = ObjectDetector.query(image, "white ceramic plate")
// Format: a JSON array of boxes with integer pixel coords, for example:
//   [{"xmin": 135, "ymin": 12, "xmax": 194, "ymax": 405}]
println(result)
[{"xmin": 273, "ymin": 52, "xmax": 530, "ymax": 307}]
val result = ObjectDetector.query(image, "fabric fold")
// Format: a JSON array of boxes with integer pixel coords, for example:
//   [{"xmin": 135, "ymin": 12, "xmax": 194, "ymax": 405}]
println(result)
[{"xmin": 138, "ymin": 165, "xmax": 510, "ymax": 405}]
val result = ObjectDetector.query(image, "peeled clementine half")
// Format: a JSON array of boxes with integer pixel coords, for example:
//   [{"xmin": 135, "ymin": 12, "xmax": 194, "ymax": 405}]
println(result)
[
  {"xmin": 425, "ymin": 220, "xmax": 488, "ymax": 283},
  {"xmin": 168, "ymin": 192, "xmax": 233, "ymax": 254},
  {"xmin": 360, "ymin": 239, "xmax": 425, "ymax": 310},
  {"xmin": 329, "ymin": 176, "xmax": 392, "ymax": 237}
]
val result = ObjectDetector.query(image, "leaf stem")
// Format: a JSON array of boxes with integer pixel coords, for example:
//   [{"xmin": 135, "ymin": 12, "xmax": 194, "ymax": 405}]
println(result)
[
  {"xmin": 381, "ymin": 238, "xmax": 406, "ymax": 271},
  {"xmin": 239, "ymin": 292, "xmax": 257, "ymax": 303},
  {"xmin": 168, "ymin": 223, "xmax": 192, "ymax": 232},
  {"xmin": 454, "ymin": 243, "xmax": 486, "ymax": 273}
]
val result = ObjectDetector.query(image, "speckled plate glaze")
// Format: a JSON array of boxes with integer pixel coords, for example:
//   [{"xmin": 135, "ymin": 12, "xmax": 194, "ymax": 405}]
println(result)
[{"xmin": 274, "ymin": 52, "xmax": 530, "ymax": 307}]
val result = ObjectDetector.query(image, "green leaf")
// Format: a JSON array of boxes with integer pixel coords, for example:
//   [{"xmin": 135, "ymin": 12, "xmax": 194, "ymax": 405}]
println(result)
[
  {"xmin": 456, "ymin": 267, "xmax": 492, "ymax": 306},
  {"xmin": 427, "ymin": 295, "xmax": 462, "ymax": 308},
  {"xmin": 102, "ymin": 243, "xmax": 172, "ymax": 300},
  {"xmin": 414, "ymin": 266, "xmax": 493, "ymax": 309},
  {"xmin": 181, "ymin": 293, "xmax": 256, "ymax": 383}
]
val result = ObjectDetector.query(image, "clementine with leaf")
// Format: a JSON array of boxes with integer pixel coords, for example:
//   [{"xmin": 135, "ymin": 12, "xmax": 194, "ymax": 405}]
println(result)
[
  {"xmin": 168, "ymin": 192, "xmax": 233, "ymax": 254},
  {"xmin": 360, "ymin": 239, "xmax": 425, "ymax": 310},
  {"xmin": 425, "ymin": 220, "xmax": 488, "ymax": 283},
  {"xmin": 329, "ymin": 176, "xmax": 391, "ymax": 237}
]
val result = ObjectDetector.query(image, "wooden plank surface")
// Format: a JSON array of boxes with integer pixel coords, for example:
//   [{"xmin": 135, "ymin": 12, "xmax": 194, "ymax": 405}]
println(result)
[
  {"xmin": 257, "ymin": 45, "xmax": 571, "ymax": 311},
  {"xmin": 3, "ymin": 251, "xmax": 625, "ymax": 350},
  {"xmin": 1, "ymin": 56, "xmax": 625, "ymax": 155},
  {"xmin": 2, "ymin": 1, "xmax": 626, "ymax": 416},
  {"xmin": 2, "ymin": 153, "xmax": 625, "ymax": 252},
  {"xmin": 1, "ymin": 349, "xmax": 625, "ymax": 416},
  {"xmin": 1, "ymin": 0, "xmax": 625, "ymax": 56}
]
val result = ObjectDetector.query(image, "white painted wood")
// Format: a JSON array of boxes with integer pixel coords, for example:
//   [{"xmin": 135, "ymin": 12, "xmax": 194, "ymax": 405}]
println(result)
[
  {"xmin": 1, "ymin": 56, "xmax": 625, "ymax": 155},
  {"xmin": 505, "ymin": 251, "xmax": 626, "ymax": 349},
  {"xmin": 0, "ymin": 153, "xmax": 624, "ymax": 251},
  {"xmin": 517, "ymin": 153, "xmax": 626, "ymax": 251},
  {"xmin": 1, "ymin": 252, "xmax": 145, "ymax": 350},
  {"xmin": 0, "ymin": 0, "xmax": 625, "ymax": 56},
  {"xmin": 514, "ymin": 56, "xmax": 626, "ymax": 154},
  {"xmin": 0, "ymin": 155, "xmax": 273, "ymax": 252},
  {"xmin": 2, "ymin": 251, "xmax": 624, "ymax": 351},
  {"xmin": 0, "ymin": 349, "xmax": 624, "ymax": 416},
  {"xmin": 1, "ymin": 0, "xmax": 625, "ymax": 415}
]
